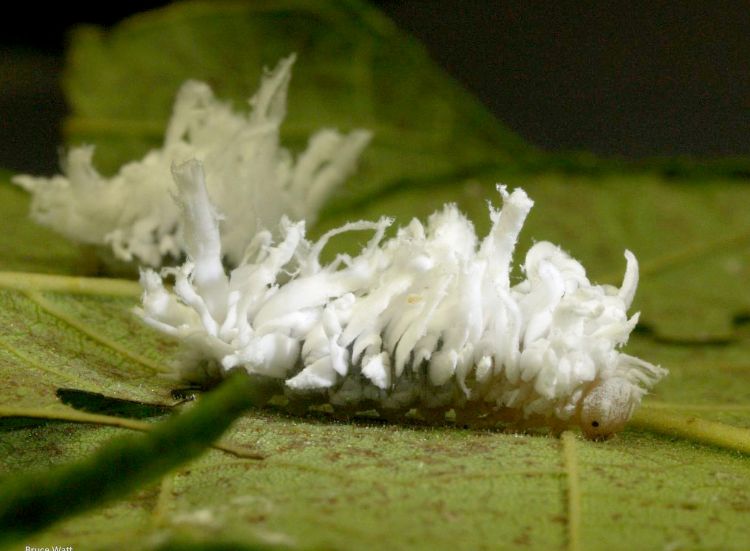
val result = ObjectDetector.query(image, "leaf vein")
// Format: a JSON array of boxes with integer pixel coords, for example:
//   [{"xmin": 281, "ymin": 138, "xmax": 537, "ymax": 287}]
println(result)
[
  {"xmin": 0, "ymin": 271, "xmax": 141, "ymax": 297},
  {"xmin": 23, "ymin": 290, "xmax": 167, "ymax": 375},
  {"xmin": 0, "ymin": 335, "xmax": 86, "ymax": 389},
  {"xmin": 561, "ymin": 431, "xmax": 582, "ymax": 551},
  {"xmin": 0, "ymin": 406, "xmax": 264, "ymax": 459}
]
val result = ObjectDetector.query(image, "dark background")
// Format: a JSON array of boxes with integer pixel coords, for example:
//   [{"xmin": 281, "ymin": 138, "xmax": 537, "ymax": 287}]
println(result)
[{"xmin": 3, "ymin": 1, "xmax": 750, "ymax": 175}]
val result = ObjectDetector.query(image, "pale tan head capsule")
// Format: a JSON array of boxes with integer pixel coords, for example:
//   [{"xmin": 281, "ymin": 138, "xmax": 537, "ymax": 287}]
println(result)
[{"xmin": 579, "ymin": 377, "xmax": 637, "ymax": 440}]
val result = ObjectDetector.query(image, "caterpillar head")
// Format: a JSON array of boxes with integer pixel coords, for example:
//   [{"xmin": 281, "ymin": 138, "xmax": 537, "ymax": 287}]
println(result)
[{"xmin": 579, "ymin": 377, "xmax": 637, "ymax": 440}]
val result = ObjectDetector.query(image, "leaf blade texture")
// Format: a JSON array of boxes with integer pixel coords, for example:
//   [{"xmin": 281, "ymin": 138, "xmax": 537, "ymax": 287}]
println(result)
[{"xmin": 2, "ymin": 1, "xmax": 750, "ymax": 549}]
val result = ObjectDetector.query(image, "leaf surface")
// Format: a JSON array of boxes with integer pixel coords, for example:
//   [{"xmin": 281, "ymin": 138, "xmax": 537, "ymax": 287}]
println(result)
[{"xmin": 2, "ymin": 1, "xmax": 750, "ymax": 550}]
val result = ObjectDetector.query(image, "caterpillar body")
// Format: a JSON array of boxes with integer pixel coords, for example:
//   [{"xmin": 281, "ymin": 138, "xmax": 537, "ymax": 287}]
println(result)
[
  {"xmin": 14, "ymin": 56, "xmax": 370, "ymax": 268},
  {"xmin": 139, "ymin": 160, "xmax": 666, "ymax": 439}
]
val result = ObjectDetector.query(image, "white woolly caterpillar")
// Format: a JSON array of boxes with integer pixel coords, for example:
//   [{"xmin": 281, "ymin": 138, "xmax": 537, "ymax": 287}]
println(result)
[
  {"xmin": 138, "ymin": 160, "xmax": 667, "ymax": 439},
  {"xmin": 14, "ymin": 55, "xmax": 370, "ymax": 268}
]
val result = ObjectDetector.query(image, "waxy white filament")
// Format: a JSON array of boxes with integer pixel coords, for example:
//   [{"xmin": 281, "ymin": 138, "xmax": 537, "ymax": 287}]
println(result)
[
  {"xmin": 14, "ymin": 55, "xmax": 370, "ymax": 267},
  {"xmin": 139, "ymin": 160, "xmax": 666, "ymax": 437}
]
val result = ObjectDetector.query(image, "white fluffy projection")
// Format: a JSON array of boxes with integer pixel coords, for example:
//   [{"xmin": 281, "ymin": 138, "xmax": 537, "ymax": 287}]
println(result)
[
  {"xmin": 138, "ymin": 160, "xmax": 666, "ymax": 439},
  {"xmin": 14, "ymin": 55, "xmax": 370, "ymax": 267}
]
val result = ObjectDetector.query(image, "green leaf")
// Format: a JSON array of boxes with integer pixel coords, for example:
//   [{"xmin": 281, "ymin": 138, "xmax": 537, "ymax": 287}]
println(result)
[
  {"xmin": 3, "ymin": 1, "xmax": 750, "ymax": 550},
  {"xmin": 0, "ymin": 173, "xmax": 86, "ymax": 274},
  {"xmin": 0, "ymin": 372, "xmax": 262, "ymax": 547},
  {"xmin": 62, "ymin": 0, "xmax": 532, "ymax": 195}
]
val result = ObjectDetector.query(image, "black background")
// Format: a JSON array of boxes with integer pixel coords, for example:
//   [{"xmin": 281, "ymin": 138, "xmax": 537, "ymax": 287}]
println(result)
[{"xmin": 3, "ymin": 1, "xmax": 750, "ymax": 174}]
